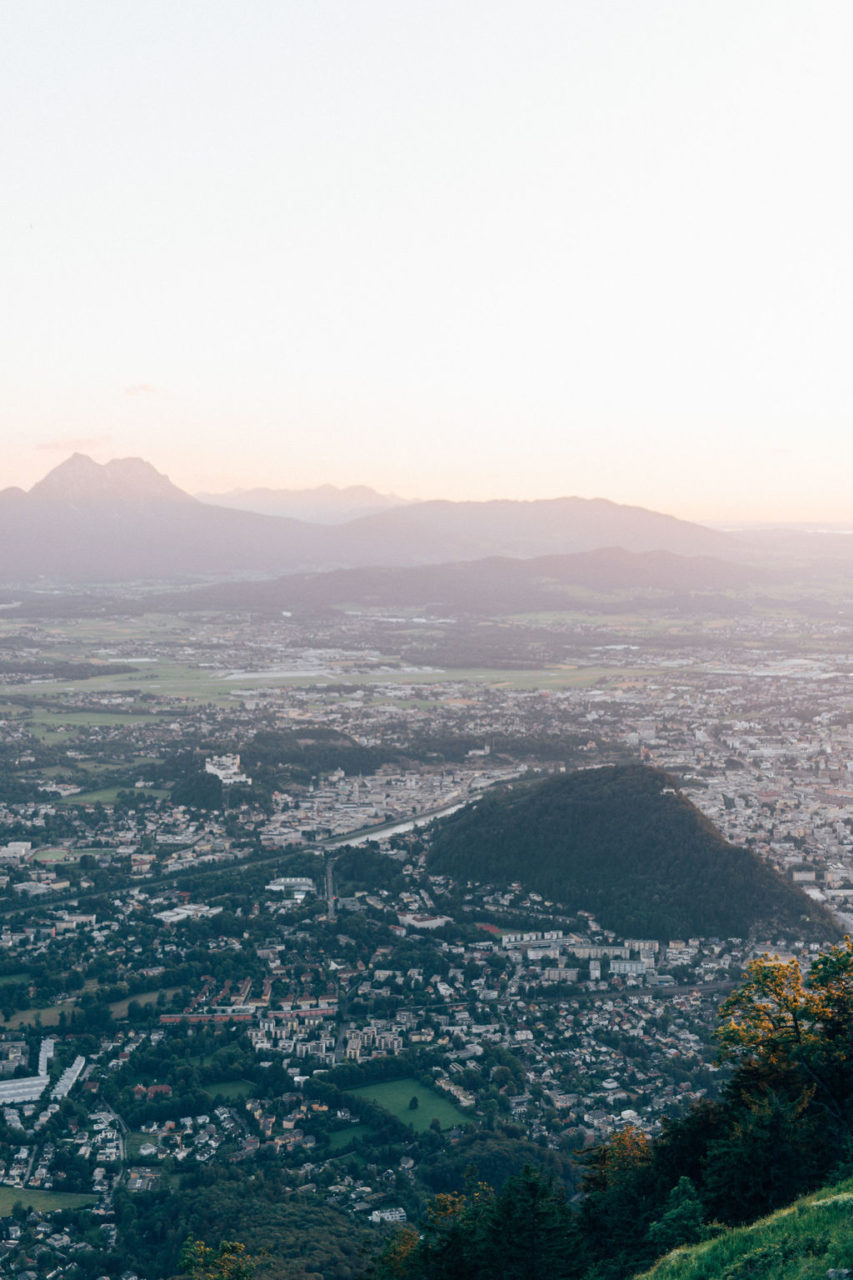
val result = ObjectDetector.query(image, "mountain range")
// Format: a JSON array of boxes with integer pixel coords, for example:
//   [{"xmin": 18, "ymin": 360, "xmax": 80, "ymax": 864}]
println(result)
[
  {"xmin": 159, "ymin": 546, "xmax": 767, "ymax": 616},
  {"xmin": 0, "ymin": 454, "xmax": 742, "ymax": 584},
  {"xmin": 195, "ymin": 482, "xmax": 408, "ymax": 524}
]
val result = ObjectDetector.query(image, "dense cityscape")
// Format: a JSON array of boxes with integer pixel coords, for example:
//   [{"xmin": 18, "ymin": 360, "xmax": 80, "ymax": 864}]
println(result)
[{"xmin": 0, "ymin": 590, "xmax": 851, "ymax": 1277}]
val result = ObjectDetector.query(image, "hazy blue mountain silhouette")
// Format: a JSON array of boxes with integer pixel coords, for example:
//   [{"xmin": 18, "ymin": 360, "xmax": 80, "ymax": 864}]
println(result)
[{"xmin": 1, "ymin": 454, "xmax": 741, "ymax": 583}]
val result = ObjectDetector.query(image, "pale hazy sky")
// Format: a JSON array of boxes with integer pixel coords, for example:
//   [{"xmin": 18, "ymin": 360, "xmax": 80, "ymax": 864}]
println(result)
[{"xmin": 2, "ymin": 1, "xmax": 852, "ymax": 522}]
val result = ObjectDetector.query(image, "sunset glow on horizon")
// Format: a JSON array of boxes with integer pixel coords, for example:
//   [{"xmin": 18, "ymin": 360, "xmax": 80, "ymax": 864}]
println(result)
[{"xmin": 3, "ymin": 1, "xmax": 852, "ymax": 525}]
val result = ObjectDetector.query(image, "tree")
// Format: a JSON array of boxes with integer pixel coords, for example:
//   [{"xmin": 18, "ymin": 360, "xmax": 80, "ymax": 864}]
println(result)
[
  {"xmin": 180, "ymin": 1237, "xmax": 255, "ymax": 1280},
  {"xmin": 647, "ymin": 1177, "xmax": 711, "ymax": 1253},
  {"xmin": 716, "ymin": 938, "xmax": 853, "ymax": 1158},
  {"xmin": 368, "ymin": 1170, "xmax": 574, "ymax": 1280},
  {"xmin": 685, "ymin": 936, "xmax": 853, "ymax": 1224},
  {"xmin": 483, "ymin": 1167, "xmax": 574, "ymax": 1280},
  {"xmin": 575, "ymin": 1125, "xmax": 656, "ymax": 1276},
  {"xmin": 702, "ymin": 1086, "xmax": 819, "ymax": 1223},
  {"xmin": 171, "ymin": 770, "xmax": 223, "ymax": 811}
]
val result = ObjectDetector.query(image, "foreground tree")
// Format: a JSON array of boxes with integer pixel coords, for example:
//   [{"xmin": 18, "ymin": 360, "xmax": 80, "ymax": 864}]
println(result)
[
  {"xmin": 716, "ymin": 937, "xmax": 853, "ymax": 1163},
  {"xmin": 369, "ymin": 1168, "xmax": 575, "ymax": 1280},
  {"xmin": 180, "ymin": 1237, "xmax": 255, "ymax": 1280}
]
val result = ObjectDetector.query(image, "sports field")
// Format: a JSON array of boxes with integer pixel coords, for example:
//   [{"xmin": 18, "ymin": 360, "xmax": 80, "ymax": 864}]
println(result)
[
  {"xmin": 345, "ymin": 1076, "xmax": 470, "ymax": 1132},
  {"xmin": 0, "ymin": 1186, "xmax": 95, "ymax": 1215}
]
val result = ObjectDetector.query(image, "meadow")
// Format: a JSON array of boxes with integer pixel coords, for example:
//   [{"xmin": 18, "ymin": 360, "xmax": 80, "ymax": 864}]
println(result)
[
  {"xmin": 345, "ymin": 1077, "xmax": 470, "ymax": 1132},
  {"xmin": 0, "ymin": 1186, "xmax": 95, "ymax": 1216},
  {"xmin": 205, "ymin": 1079, "xmax": 253, "ymax": 1101},
  {"xmin": 0, "ymin": 985, "xmax": 182, "ymax": 1028}
]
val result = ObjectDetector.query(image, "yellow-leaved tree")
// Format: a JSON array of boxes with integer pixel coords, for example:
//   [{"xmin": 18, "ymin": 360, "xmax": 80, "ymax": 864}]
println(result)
[
  {"xmin": 716, "ymin": 937, "xmax": 853, "ymax": 1161},
  {"xmin": 179, "ymin": 1237, "xmax": 255, "ymax": 1280}
]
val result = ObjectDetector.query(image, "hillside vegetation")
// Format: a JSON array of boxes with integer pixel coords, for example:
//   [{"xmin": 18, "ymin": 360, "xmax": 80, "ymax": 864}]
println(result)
[
  {"xmin": 638, "ymin": 1179, "xmax": 853, "ymax": 1280},
  {"xmin": 428, "ymin": 765, "xmax": 834, "ymax": 939}
]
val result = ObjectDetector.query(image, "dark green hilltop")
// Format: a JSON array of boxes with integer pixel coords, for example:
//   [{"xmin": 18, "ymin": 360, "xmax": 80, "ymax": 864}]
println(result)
[{"xmin": 428, "ymin": 764, "xmax": 836, "ymax": 940}]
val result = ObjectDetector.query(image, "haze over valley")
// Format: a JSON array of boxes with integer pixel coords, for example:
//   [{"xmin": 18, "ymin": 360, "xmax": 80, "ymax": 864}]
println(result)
[
  {"xmin": 1, "ymin": 445, "xmax": 853, "ymax": 1278},
  {"xmin": 3, "ymin": 1, "xmax": 853, "ymax": 1276}
]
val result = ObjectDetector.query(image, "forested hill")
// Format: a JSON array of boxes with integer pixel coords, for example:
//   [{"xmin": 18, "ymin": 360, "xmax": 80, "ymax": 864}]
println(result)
[{"xmin": 428, "ymin": 765, "xmax": 835, "ymax": 939}]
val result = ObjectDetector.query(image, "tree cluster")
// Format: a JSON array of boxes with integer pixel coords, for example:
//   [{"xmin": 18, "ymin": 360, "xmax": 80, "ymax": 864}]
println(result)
[{"xmin": 429, "ymin": 765, "xmax": 835, "ymax": 939}]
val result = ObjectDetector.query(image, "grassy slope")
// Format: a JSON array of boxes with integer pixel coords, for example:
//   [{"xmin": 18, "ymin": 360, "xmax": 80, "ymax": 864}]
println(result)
[{"xmin": 638, "ymin": 1178, "xmax": 853, "ymax": 1280}]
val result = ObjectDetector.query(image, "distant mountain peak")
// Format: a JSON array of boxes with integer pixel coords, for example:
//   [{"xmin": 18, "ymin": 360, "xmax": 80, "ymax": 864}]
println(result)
[
  {"xmin": 196, "ymin": 481, "xmax": 408, "ymax": 524},
  {"xmin": 29, "ymin": 454, "xmax": 192, "ymax": 505},
  {"xmin": 2, "ymin": 453, "xmax": 751, "ymax": 584}
]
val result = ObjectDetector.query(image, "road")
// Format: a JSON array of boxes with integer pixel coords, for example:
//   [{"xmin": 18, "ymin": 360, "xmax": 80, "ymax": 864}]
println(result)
[{"xmin": 0, "ymin": 796, "xmax": 479, "ymax": 926}]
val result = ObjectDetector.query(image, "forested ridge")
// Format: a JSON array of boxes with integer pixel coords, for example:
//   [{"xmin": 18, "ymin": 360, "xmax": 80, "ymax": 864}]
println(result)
[{"xmin": 428, "ymin": 765, "xmax": 834, "ymax": 939}]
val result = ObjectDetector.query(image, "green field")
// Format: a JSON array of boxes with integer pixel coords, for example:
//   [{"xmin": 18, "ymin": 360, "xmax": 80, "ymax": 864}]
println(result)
[
  {"xmin": 108, "ymin": 987, "xmax": 182, "ymax": 1019},
  {"xmin": 204, "ymin": 664, "xmax": 647, "ymax": 693},
  {"xmin": 0, "ymin": 984, "xmax": 181, "ymax": 1028},
  {"xmin": 205, "ymin": 1079, "xmax": 253, "ymax": 1100},
  {"xmin": 327, "ymin": 1123, "xmax": 367, "ymax": 1150},
  {"xmin": 2, "ymin": 1003, "xmax": 67, "ymax": 1029},
  {"xmin": 60, "ymin": 786, "xmax": 167, "ymax": 806},
  {"xmin": 7, "ymin": 658, "xmax": 238, "ymax": 707},
  {"xmin": 31, "ymin": 847, "xmax": 74, "ymax": 863},
  {"xmin": 64, "ymin": 787, "xmax": 127, "ymax": 805},
  {"xmin": 0, "ymin": 601, "xmax": 653, "ymax": 706},
  {"xmin": 0, "ymin": 1186, "xmax": 96, "ymax": 1216},
  {"xmin": 346, "ymin": 1077, "xmax": 471, "ymax": 1132},
  {"xmin": 26, "ymin": 708, "xmax": 162, "ymax": 727}
]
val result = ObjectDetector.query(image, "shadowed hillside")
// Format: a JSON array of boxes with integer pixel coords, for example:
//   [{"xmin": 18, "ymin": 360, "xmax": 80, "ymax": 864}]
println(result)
[{"xmin": 428, "ymin": 765, "xmax": 835, "ymax": 939}]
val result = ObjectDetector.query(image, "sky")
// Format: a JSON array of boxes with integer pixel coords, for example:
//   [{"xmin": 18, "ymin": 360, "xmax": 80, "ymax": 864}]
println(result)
[{"xmin": 2, "ymin": 1, "xmax": 852, "ymax": 523}]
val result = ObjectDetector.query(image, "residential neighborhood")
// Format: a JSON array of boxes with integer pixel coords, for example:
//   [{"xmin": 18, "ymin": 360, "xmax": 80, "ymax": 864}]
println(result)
[{"xmin": 0, "ymin": 600, "xmax": 851, "ymax": 1275}]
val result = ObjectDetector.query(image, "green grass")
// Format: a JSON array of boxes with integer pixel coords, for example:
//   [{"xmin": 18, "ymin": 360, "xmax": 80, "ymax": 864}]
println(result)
[
  {"xmin": 327, "ymin": 1124, "xmax": 367, "ymax": 1150},
  {"xmin": 205, "ymin": 1079, "xmax": 253, "ymax": 1100},
  {"xmin": 127, "ymin": 1131, "xmax": 159, "ymax": 1158},
  {"xmin": 108, "ymin": 987, "xmax": 182, "ymax": 1018},
  {"xmin": 638, "ymin": 1179, "xmax": 853, "ymax": 1280},
  {"xmin": 2, "ymin": 1003, "xmax": 68, "ymax": 1028},
  {"xmin": 352, "ymin": 665, "xmax": 646, "ymax": 690},
  {"xmin": 0, "ymin": 984, "xmax": 181, "ymax": 1028},
  {"xmin": 0, "ymin": 605, "xmax": 651, "ymax": 703},
  {"xmin": 4, "ymin": 632, "xmax": 649, "ymax": 710},
  {"xmin": 0, "ymin": 1186, "xmax": 96, "ymax": 1216},
  {"xmin": 63, "ymin": 786, "xmax": 126, "ymax": 805},
  {"xmin": 56, "ymin": 783, "xmax": 165, "ymax": 806},
  {"xmin": 31, "ymin": 847, "xmax": 74, "ymax": 863},
  {"xmin": 25, "ymin": 708, "xmax": 165, "ymax": 730},
  {"xmin": 8, "ymin": 657, "xmax": 238, "ymax": 706},
  {"xmin": 345, "ymin": 1077, "xmax": 471, "ymax": 1132},
  {"xmin": 0, "ymin": 972, "xmax": 29, "ymax": 986}
]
